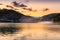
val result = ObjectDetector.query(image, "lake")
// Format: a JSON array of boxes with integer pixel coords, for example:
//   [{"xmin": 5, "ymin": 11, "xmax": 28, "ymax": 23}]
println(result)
[{"xmin": 0, "ymin": 22, "xmax": 60, "ymax": 40}]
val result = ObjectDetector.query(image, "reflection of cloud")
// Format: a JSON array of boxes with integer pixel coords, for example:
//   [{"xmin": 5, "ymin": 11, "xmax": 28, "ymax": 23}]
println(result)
[
  {"xmin": 14, "ymin": 34, "xmax": 32, "ymax": 40},
  {"xmin": 0, "ymin": 26, "xmax": 20, "ymax": 35},
  {"xmin": 45, "ymin": 27, "xmax": 60, "ymax": 33}
]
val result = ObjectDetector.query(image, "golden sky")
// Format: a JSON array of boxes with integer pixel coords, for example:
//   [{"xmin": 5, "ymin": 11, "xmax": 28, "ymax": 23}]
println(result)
[{"xmin": 0, "ymin": 1, "xmax": 60, "ymax": 17}]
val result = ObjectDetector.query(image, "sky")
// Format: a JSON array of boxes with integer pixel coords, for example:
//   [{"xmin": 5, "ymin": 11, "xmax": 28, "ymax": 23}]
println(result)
[
  {"xmin": 0, "ymin": 0, "xmax": 60, "ymax": 17},
  {"xmin": 0, "ymin": 0, "xmax": 59, "ymax": 9},
  {"xmin": 0, "ymin": 0, "xmax": 60, "ymax": 9},
  {"xmin": 0, "ymin": 0, "xmax": 60, "ymax": 2}
]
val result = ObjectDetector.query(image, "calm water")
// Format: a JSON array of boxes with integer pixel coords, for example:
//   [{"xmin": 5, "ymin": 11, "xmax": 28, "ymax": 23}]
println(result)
[{"xmin": 0, "ymin": 22, "xmax": 60, "ymax": 40}]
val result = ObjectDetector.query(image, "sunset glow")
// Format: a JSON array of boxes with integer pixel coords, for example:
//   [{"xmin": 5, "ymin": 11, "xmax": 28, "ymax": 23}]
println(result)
[{"xmin": 0, "ymin": 0, "xmax": 60, "ymax": 17}]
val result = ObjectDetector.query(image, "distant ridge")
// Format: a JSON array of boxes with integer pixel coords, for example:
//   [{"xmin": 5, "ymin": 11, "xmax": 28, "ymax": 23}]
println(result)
[
  {"xmin": 40, "ymin": 13, "xmax": 60, "ymax": 22},
  {"xmin": 0, "ymin": 9, "xmax": 39, "ymax": 23},
  {"xmin": 0, "ymin": 9, "xmax": 60, "ymax": 23}
]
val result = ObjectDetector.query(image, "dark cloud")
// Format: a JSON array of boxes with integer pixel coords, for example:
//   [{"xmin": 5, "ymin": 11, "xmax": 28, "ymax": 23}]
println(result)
[
  {"xmin": 43, "ymin": 8, "xmax": 49, "ymax": 11},
  {"xmin": 22, "ymin": 8, "xmax": 37, "ymax": 12},
  {"xmin": 0, "ymin": 3, "xmax": 3, "ymax": 5},
  {"xmin": 6, "ymin": 5, "xmax": 14, "ymax": 9},
  {"xmin": 12, "ymin": 1, "xmax": 27, "ymax": 7}
]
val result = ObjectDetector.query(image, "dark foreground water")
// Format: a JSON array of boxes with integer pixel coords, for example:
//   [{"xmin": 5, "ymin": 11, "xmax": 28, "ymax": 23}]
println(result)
[{"xmin": 0, "ymin": 22, "xmax": 60, "ymax": 40}]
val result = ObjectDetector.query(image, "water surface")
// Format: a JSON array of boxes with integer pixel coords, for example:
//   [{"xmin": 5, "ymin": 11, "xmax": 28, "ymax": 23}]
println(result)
[{"xmin": 0, "ymin": 22, "xmax": 60, "ymax": 40}]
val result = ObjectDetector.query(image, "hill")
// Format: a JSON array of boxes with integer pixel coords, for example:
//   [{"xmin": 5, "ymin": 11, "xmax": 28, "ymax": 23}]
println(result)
[
  {"xmin": 40, "ymin": 13, "xmax": 60, "ymax": 22},
  {"xmin": 0, "ymin": 9, "xmax": 39, "ymax": 23}
]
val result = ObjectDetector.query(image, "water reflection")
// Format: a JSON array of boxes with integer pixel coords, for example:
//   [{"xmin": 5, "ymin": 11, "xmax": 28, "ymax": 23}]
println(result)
[{"xmin": 0, "ymin": 22, "xmax": 60, "ymax": 40}]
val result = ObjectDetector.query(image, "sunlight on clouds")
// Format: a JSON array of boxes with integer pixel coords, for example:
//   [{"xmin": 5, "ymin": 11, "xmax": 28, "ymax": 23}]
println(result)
[{"xmin": 0, "ymin": 1, "xmax": 60, "ymax": 17}]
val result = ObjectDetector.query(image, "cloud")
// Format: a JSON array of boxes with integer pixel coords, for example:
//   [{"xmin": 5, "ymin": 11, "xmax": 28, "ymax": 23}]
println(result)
[
  {"xmin": 12, "ymin": 1, "xmax": 27, "ymax": 7},
  {"xmin": 43, "ymin": 8, "xmax": 49, "ymax": 11},
  {"xmin": 22, "ymin": 8, "xmax": 37, "ymax": 12}
]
